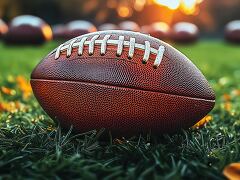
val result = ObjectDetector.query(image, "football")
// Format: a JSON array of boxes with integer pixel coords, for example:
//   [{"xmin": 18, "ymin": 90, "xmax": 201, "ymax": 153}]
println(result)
[
  {"xmin": 31, "ymin": 30, "xmax": 215, "ymax": 136},
  {"xmin": 4, "ymin": 15, "xmax": 52, "ymax": 44},
  {"xmin": 52, "ymin": 24, "xmax": 66, "ymax": 40},
  {"xmin": 64, "ymin": 20, "xmax": 97, "ymax": 40},
  {"xmin": 98, "ymin": 23, "xmax": 119, "ymax": 31},
  {"xmin": 0, "ymin": 19, "xmax": 8, "ymax": 39},
  {"xmin": 171, "ymin": 22, "xmax": 199, "ymax": 43},
  {"xmin": 119, "ymin": 21, "xmax": 140, "ymax": 32},
  {"xmin": 141, "ymin": 22, "xmax": 170, "ymax": 40},
  {"xmin": 225, "ymin": 20, "xmax": 240, "ymax": 43}
]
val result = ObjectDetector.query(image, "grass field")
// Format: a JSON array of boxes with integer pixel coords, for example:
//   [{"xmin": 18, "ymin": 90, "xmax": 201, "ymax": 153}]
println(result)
[{"xmin": 0, "ymin": 40, "xmax": 240, "ymax": 179}]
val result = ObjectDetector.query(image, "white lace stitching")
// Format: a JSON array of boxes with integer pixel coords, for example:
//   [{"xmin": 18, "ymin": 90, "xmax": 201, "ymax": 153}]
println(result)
[
  {"xmin": 116, "ymin": 36, "xmax": 124, "ymax": 57},
  {"xmin": 101, "ymin": 35, "xmax": 111, "ymax": 55},
  {"xmin": 77, "ymin": 37, "xmax": 88, "ymax": 55},
  {"xmin": 89, "ymin": 35, "xmax": 99, "ymax": 55},
  {"xmin": 55, "ymin": 34, "xmax": 165, "ymax": 68},
  {"xmin": 128, "ymin": 38, "xmax": 135, "ymax": 59}
]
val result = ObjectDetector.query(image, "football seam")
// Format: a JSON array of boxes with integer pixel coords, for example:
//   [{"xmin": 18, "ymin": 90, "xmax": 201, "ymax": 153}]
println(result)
[{"xmin": 31, "ymin": 78, "xmax": 216, "ymax": 102}]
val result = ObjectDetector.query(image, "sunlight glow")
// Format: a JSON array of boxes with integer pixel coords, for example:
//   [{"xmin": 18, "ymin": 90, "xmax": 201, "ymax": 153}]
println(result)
[
  {"xmin": 0, "ymin": 26, "xmax": 8, "ymax": 33},
  {"xmin": 134, "ymin": 0, "xmax": 146, "ymax": 11},
  {"xmin": 181, "ymin": 0, "xmax": 197, "ymax": 15},
  {"xmin": 152, "ymin": 22, "xmax": 170, "ymax": 33},
  {"xmin": 154, "ymin": 0, "xmax": 180, "ymax": 10},
  {"xmin": 42, "ymin": 25, "xmax": 53, "ymax": 41},
  {"xmin": 154, "ymin": 0, "xmax": 204, "ymax": 15},
  {"xmin": 117, "ymin": 5, "xmax": 132, "ymax": 18}
]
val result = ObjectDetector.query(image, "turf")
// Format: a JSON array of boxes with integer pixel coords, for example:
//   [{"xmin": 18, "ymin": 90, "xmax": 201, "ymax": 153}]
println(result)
[{"xmin": 0, "ymin": 40, "xmax": 240, "ymax": 179}]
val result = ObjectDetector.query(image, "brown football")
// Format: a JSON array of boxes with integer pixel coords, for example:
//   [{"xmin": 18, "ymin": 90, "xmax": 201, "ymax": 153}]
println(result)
[
  {"xmin": 98, "ymin": 23, "xmax": 119, "ymax": 31},
  {"xmin": 141, "ymin": 22, "xmax": 170, "ymax": 40},
  {"xmin": 119, "ymin": 21, "xmax": 140, "ymax": 32},
  {"xmin": 64, "ymin": 20, "xmax": 97, "ymax": 40},
  {"xmin": 4, "ymin": 15, "xmax": 52, "ymax": 44},
  {"xmin": 31, "ymin": 30, "xmax": 215, "ymax": 136},
  {"xmin": 225, "ymin": 20, "xmax": 240, "ymax": 43},
  {"xmin": 52, "ymin": 24, "xmax": 66, "ymax": 40},
  {"xmin": 171, "ymin": 22, "xmax": 199, "ymax": 43}
]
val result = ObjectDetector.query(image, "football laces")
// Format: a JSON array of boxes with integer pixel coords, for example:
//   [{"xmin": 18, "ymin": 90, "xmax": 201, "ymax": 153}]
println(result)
[{"xmin": 55, "ymin": 33, "xmax": 165, "ymax": 68}]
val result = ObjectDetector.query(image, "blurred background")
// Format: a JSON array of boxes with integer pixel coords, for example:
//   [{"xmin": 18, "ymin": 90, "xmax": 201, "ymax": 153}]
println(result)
[{"xmin": 0, "ymin": 0, "xmax": 240, "ymax": 37}]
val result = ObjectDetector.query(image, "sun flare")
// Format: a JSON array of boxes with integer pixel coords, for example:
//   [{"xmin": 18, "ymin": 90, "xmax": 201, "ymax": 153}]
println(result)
[
  {"xmin": 154, "ymin": 0, "xmax": 180, "ymax": 10},
  {"xmin": 154, "ymin": 0, "xmax": 204, "ymax": 15}
]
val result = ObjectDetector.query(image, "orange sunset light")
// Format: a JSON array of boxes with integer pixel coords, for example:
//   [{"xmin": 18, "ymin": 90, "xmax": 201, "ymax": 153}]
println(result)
[
  {"xmin": 154, "ymin": 0, "xmax": 204, "ymax": 15},
  {"xmin": 154, "ymin": 0, "xmax": 180, "ymax": 10},
  {"xmin": 117, "ymin": 5, "xmax": 133, "ymax": 18}
]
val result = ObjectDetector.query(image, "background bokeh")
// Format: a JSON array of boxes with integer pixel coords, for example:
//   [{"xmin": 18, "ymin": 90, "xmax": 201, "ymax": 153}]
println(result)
[{"xmin": 0, "ymin": 0, "xmax": 240, "ymax": 37}]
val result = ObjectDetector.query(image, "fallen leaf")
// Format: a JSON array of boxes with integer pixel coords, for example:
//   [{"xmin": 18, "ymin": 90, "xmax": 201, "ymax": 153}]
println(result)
[
  {"xmin": 223, "ymin": 93, "xmax": 231, "ymax": 101},
  {"xmin": 192, "ymin": 115, "xmax": 213, "ymax": 129},
  {"xmin": 223, "ymin": 163, "xmax": 240, "ymax": 180},
  {"xmin": 0, "ymin": 101, "xmax": 28, "ymax": 113},
  {"xmin": 224, "ymin": 102, "xmax": 232, "ymax": 112},
  {"xmin": 1, "ymin": 86, "xmax": 16, "ymax": 96},
  {"xmin": 232, "ymin": 89, "xmax": 240, "ymax": 96},
  {"xmin": 16, "ymin": 76, "xmax": 32, "ymax": 99}
]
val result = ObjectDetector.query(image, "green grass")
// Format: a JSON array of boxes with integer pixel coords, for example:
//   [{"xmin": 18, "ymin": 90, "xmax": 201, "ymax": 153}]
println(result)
[
  {"xmin": 0, "ymin": 40, "xmax": 240, "ymax": 179},
  {"xmin": 0, "ymin": 42, "xmax": 58, "ymax": 76}
]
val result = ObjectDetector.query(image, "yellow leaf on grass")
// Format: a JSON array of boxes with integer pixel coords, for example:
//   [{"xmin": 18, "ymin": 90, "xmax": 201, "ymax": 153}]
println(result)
[
  {"xmin": 232, "ymin": 89, "xmax": 240, "ymax": 96},
  {"xmin": 16, "ymin": 76, "xmax": 32, "ymax": 99},
  {"xmin": 223, "ymin": 163, "xmax": 240, "ymax": 180},
  {"xmin": 1, "ymin": 86, "xmax": 16, "ymax": 96},
  {"xmin": 0, "ymin": 101, "xmax": 27, "ymax": 113},
  {"xmin": 223, "ymin": 93, "xmax": 231, "ymax": 101},
  {"xmin": 192, "ymin": 115, "xmax": 213, "ymax": 129},
  {"xmin": 224, "ymin": 102, "xmax": 232, "ymax": 112},
  {"xmin": 0, "ymin": 101, "xmax": 17, "ymax": 112}
]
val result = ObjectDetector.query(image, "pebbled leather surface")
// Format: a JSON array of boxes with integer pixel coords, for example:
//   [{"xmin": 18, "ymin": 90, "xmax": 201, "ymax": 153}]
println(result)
[
  {"xmin": 32, "ymin": 30, "xmax": 215, "ymax": 100},
  {"xmin": 31, "ymin": 79, "xmax": 215, "ymax": 136}
]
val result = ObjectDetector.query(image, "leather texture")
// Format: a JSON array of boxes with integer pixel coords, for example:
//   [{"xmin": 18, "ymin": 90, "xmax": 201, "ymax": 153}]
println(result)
[
  {"xmin": 31, "ymin": 79, "xmax": 214, "ymax": 135},
  {"xmin": 31, "ymin": 30, "xmax": 215, "ymax": 135}
]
